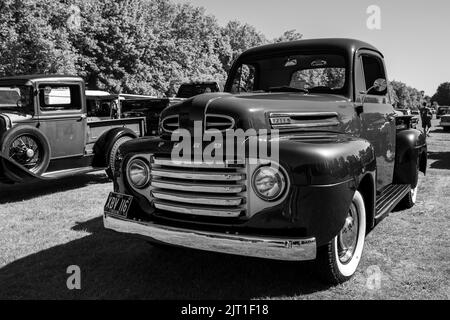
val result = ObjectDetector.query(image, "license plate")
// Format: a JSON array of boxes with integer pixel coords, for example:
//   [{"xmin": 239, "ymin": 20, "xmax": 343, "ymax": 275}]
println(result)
[{"xmin": 104, "ymin": 192, "xmax": 133, "ymax": 217}]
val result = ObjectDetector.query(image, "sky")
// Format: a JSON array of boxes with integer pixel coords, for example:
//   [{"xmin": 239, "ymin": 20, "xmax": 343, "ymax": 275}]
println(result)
[{"xmin": 173, "ymin": 0, "xmax": 450, "ymax": 96}]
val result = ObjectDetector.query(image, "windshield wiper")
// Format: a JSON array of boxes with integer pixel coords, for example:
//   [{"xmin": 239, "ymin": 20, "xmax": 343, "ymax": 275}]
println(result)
[{"xmin": 268, "ymin": 86, "xmax": 309, "ymax": 94}]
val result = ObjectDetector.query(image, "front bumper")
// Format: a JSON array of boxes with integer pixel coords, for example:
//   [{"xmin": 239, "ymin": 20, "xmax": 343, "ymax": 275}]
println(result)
[{"xmin": 104, "ymin": 214, "xmax": 317, "ymax": 261}]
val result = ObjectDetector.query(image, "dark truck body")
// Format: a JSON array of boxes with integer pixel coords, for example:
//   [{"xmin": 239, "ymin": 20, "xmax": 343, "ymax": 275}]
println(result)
[
  {"xmin": 103, "ymin": 39, "xmax": 427, "ymax": 284},
  {"xmin": 0, "ymin": 75, "xmax": 148, "ymax": 183}
]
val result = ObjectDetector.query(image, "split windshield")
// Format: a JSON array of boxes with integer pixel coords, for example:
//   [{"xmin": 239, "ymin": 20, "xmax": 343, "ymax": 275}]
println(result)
[
  {"xmin": 229, "ymin": 52, "xmax": 348, "ymax": 95},
  {"xmin": 0, "ymin": 85, "xmax": 33, "ymax": 110}
]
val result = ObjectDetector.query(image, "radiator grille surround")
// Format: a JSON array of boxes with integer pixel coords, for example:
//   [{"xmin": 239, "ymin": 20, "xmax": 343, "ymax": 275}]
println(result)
[{"xmin": 150, "ymin": 157, "xmax": 247, "ymax": 218}]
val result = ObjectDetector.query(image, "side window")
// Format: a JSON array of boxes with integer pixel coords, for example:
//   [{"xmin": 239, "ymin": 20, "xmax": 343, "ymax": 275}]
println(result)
[
  {"xmin": 361, "ymin": 55, "xmax": 387, "ymax": 95},
  {"xmin": 231, "ymin": 64, "xmax": 256, "ymax": 93},
  {"xmin": 39, "ymin": 84, "xmax": 81, "ymax": 111}
]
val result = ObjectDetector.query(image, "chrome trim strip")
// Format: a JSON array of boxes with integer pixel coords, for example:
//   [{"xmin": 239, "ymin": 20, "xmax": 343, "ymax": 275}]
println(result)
[
  {"xmin": 151, "ymin": 168, "xmax": 245, "ymax": 181},
  {"xmin": 204, "ymin": 113, "xmax": 235, "ymax": 131},
  {"xmin": 153, "ymin": 158, "xmax": 245, "ymax": 168},
  {"xmin": 104, "ymin": 214, "xmax": 317, "ymax": 261},
  {"xmin": 271, "ymin": 121, "xmax": 340, "ymax": 129},
  {"xmin": 152, "ymin": 190, "xmax": 243, "ymax": 206},
  {"xmin": 269, "ymin": 112, "xmax": 339, "ymax": 118},
  {"xmin": 153, "ymin": 200, "xmax": 243, "ymax": 217},
  {"xmin": 151, "ymin": 180, "xmax": 245, "ymax": 193}
]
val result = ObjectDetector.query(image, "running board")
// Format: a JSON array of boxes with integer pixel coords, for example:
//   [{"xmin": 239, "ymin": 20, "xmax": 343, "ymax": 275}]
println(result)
[
  {"xmin": 375, "ymin": 184, "xmax": 410, "ymax": 223},
  {"xmin": 42, "ymin": 166, "xmax": 104, "ymax": 179}
]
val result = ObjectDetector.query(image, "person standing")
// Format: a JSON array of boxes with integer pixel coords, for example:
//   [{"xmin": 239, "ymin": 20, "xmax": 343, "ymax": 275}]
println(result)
[{"xmin": 420, "ymin": 101, "xmax": 433, "ymax": 137}]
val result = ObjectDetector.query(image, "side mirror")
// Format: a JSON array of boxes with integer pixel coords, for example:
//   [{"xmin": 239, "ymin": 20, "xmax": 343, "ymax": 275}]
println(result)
[
  {"xmin": 358, "ymin": 78, "xmax": 387, "ymax": 112},
  {"xmin": 372, "ymin": 78, "xmax": 387, "ymax": 92}
]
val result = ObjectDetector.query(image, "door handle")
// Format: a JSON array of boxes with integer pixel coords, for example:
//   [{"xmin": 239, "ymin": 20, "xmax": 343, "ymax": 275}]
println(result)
[{"xmin": 77, "ymin": 114, "xmax": 87, "ymax": 122}]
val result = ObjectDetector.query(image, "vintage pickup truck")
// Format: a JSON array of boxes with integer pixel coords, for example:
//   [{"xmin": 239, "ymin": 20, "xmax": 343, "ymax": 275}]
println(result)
[
  {"xmin": 103, "ymin": 39, "xmax": 427, "ymax": 284},
  {"xmin": 0, "ymin": 75, "xmax": 146, "ymax": 183}
]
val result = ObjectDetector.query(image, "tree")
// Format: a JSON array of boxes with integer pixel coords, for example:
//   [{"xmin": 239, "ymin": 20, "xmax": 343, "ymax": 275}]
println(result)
[
  {"xmin": 220, "ymin": 20, "xmax": 267, "ymax": 72},
  {"xmin": 390, "ymin": 80, "xmax": 422, "ymax": 109},
  {"xmin": 432, "ymin": 82, "xmax": 450, "ymax": 106},
  {"xmin": 0, "ymin": 0, "xmax": 79, "ymax": 76},
  {"xmin": 273, "ymin": 29, "xmax": 303, "ymax": 43}
]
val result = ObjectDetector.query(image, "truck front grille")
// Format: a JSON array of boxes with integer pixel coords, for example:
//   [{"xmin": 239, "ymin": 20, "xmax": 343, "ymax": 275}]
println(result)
[{"xmin": 150, "ymin": 157, "xmax": 247, "ymax": 218}]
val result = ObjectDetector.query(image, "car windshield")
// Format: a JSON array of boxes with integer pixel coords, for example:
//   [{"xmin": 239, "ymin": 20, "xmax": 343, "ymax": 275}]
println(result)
[
  {"xmin": 177, "ymin": 83, "xmax": 220, "ymax": 98},
  {"xmin": 229, "ymin": 52, "xmax": 348, "ymax": 95},
  {"xmin": 0, "ymin": 85, "xmax": 33, "ymax": 110}
]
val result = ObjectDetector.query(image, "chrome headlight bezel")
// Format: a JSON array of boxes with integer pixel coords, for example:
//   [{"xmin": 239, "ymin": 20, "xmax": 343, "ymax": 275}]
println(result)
[
  {"xmin": 251, "ymin": 164, "xmax": 287, "ymax": 201},
  {"xmin": 126, "ymin": 158, "xmax": 151, "ymax": 189}
]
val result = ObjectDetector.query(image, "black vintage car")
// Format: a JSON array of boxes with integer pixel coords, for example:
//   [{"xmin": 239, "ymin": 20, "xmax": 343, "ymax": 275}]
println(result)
[{"xmin": 103, "ymin": 39, "xmax": 427, "ymax": 284}]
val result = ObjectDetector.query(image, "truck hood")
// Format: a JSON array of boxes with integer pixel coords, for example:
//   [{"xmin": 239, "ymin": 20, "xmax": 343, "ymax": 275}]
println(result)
[{"xmin": 160, "ymin": 92, "xmax": 354, "ymax": 134}]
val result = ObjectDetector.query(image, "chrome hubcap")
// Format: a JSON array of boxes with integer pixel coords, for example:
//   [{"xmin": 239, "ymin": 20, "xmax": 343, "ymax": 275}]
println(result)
[
  {"xmin": 26, "ymin": 148, "xmax": 35, "ymax": 158},
  {"xmin": 338, "ymin": 203, "xmax": 359, "ymax": 264}
]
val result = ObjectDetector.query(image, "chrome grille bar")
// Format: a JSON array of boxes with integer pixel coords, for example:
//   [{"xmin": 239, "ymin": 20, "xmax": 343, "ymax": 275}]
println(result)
[
  {"xmin": 151, "ymin": 180, "xmax": 245, "ymax": 193},
  {"xmin": 153, "ymin": 158, "xmax": 244, "ymax": 168},
  {"xmin": 152, "ymin": 190, "xmax": 243, "ymax": 206},
  {"xmin": 154, "ymin": 200, "xmax": 243, "ymax": 217},
  {"xmin": 151, "ymin": 168, "xmax": 245, "ymax": 181},
  {"xmin": 150, "ymin": 156, "xmax": 248, "ymax": 219}
]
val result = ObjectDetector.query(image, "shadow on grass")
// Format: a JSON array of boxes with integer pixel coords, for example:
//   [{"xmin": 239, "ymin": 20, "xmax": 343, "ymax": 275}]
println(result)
[
  {"xmin": 0, "ymin": 173, "xmax": 110, "ymax": 204},
  {"xmin": 428, "ymin": 151, "xmax": 450, "ymax": 170},
  {"xmin": 0, "ymin": 216, "xmax": 330, "ymax": 299}
]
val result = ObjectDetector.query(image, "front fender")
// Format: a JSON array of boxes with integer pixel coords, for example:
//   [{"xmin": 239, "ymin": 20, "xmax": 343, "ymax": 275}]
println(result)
[
  {"xmin": 92, "ymin": 127, "xmax": 139, "ymax": 167},
  {"xmin": 0, "ymin": 154, "xmax": 40, "ymax": 183},
  {"xmin": 245, "ymin": 133, "xmax": 376, "ymax": 246}
]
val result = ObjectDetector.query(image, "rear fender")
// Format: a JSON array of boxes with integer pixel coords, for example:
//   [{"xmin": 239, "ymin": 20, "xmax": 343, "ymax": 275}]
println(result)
[{"xmin": 394, "ymin": 129, "xmax": 427, "ymax": 187}]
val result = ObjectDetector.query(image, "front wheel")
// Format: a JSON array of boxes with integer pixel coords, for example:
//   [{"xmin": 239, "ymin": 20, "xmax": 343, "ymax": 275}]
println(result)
[
  {"xmin": 106, "ymin": 136, "xmax": 133, "ymax": 179},
  {"xmin": 315, "ymin": 190, "xmax": 366, "ymax": 284}
]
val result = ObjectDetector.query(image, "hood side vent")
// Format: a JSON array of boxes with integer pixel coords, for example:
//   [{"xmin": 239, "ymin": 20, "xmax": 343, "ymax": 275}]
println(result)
[
  {"xmin": 161, "ymin": 115, "xmax": 179, "ymax": 133},
  {"xmin": 205, "ymin": 114, "xmax": 235, "ymax": 132},
  {"xmin": 269, "ymin": 112, "xmax": 339, "ymax": 129}
]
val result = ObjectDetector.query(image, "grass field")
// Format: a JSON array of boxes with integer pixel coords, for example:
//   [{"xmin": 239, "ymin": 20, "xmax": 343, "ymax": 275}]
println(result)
[{"xmin": 0, "ymin": 120, "xmax": 449, "ymax": 299}]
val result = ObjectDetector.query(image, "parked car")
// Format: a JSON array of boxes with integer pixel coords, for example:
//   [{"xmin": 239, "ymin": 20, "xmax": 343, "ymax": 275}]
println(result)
[
  {"xmin": 0, "ymin": 75, "xmax": 146, "ymax": 184},
  {"xmin": 437, "ymin": 106, "xmax": 449, "ymax": 119},
  {"xmin": 439, "ymin": 112, "xmax": 450, "ymax": 132},
  {"xmin": 103, "ymin": 39, "xmax": 427, "ymax": 284},
  {"xmin": 176, "ymin": 81, "xmax": 223, "ymax": 98}
]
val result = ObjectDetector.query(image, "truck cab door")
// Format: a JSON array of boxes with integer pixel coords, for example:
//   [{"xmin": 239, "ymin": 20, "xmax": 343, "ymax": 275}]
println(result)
[
  {"xmin": 37, "ymin": 82, "xmax": 86, "ymax": 158},
  {"xmin": 355, "ymin": 51, "xmax": 396, "ymax": 191}
]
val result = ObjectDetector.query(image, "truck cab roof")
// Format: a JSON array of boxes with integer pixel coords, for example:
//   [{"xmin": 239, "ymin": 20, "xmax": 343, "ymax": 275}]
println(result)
[{"xmin": 240, "ymin": 38, "xmax": 382, "ymax": 59}]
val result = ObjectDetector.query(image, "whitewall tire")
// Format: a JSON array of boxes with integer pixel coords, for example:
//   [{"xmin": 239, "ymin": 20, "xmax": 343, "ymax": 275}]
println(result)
[{"xmin": 316, "ymin": 190, "xmax": 366, "ymax": 284}]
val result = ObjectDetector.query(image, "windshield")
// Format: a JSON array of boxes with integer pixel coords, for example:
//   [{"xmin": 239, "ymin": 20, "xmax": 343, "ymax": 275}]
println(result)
[
  {"xmin": 0, "ymin": 85, "xmax": 33, "ymax": 110},
  {"xmin": 177, "ymin": 83, "xmax": 220, "ymax": 98},
  {"xmin": 228, "ymin": 52, "xmax": 348, "ymax": 95}
]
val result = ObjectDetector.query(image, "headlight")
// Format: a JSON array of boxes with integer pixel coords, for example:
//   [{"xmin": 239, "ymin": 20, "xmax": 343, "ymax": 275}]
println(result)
[
  {"xmin": 127, "ymin": 158, "xmax": 150, "ymax": 189},
  {"xmin": 252, "ymin": 165, "xmax": 287, "ymax": 201}
]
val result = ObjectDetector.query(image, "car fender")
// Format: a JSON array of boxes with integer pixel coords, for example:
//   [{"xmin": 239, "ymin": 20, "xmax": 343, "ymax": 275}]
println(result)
[
  {"xmin": 92, "ymin": 127, "xmax": 138, "ymax": 167},
  {"xmin": 394, "ymin": 128, "xmax": 427, "ymax": 187},
  {"xmin": 242, "ymin": 133, "xmax": 376, "ymax": 246}
]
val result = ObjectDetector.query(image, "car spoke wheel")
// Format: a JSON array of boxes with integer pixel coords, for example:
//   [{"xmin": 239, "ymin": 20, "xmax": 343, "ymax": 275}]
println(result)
[
  {"xmin": 8, "ymin": 134, "xmax": 44, "ymax": 173},
  {"xmin": 316, "ymin": 190, "xmax": 366, "ymax": 284}
]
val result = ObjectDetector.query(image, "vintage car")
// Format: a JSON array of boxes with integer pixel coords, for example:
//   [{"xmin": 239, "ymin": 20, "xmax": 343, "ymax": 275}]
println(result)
[
  {"xmin": 0, "ymin": 75, "xmax": 147, "ymax": 184},
  {"xmin": 439, "ymin": 112, "xmax": 450, "ymax": 131},
  {"xmin": 436, "ymin": 106, "xmax": 449, "ymax": 119},
  {"xmin": 103, "ymin": 39, "xmax": 427, "ymax": 284}
]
